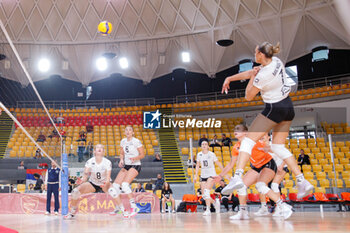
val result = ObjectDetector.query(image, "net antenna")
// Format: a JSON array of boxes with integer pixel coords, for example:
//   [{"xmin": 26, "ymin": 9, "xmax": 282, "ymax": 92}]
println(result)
[{"xmin": 0, "ymin": 19, "xmax": 64, "ymax": 168}]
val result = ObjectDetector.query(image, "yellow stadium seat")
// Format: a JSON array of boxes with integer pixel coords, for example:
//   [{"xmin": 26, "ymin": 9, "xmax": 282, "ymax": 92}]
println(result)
[
  {"xmin": 314, "ymin": 187, "xmax": 326, "ymax": 193},
  {"xmin": 322, "ymin": 164, "xmax": 332, "ymax": 173},
  {"xmin": 327, "ymin": 172, "xmax": 335, "ymax": 180},
  {"xmin": 345, "ymin": 180, "xmax": 350, "ymax": 188},
  {"xmin": 289, "ymin": 187, "xmax": 298, "ymax": 194},
  {"xmin": 319, "ymin": 159, "xmax": 328, "ymax": 165},
  {"xmin": 340, "ymin": 158, "xmax": 349, "ymax": 164},
  {"xmin": 17, "ymin": 184, "xmax": 26, "ymax": 193},
  {"xmin": 312, "ymin": 165, "xmax": 322, "ymax": 173},
  {"xmin": 341, "ymin": 147, "xmax": 349, "ymax": 153},
  {"xmin": 308, "ymin": 179, "xmax": 317, "ymax": 187},
  {"xmin": 311, "ymin": 148, "xmax": 320, "ymax": 153},
  {"xmin": 303, "ymin": 165, "xmax": 312, "ymax": 172},
  {"xmin": 335, "ymin": 164, "xmax": 344, "ymax": 172},
  {"xmin": 310, "ymin": 159, "xmax": 318, "ymax": 165},
  {"xmin": 319, "ymin": 179, "xmax": 330, "ymax": 188},
  {"xmin": 304, "ymin": 171, "xmax": 314, "ymax": 180},
  {"xmin": 316, "ymin": 172, "xmax": 326, "ymax": 180},
  {"xmin": 315, "ymin": 153, "xmax": 324, "ymax": 160},
  {"xmin": 341, "ymin": 171, "xmax": 350, "ymax": 180},
  {"xmin": 284, "ymin": 180, "xmax": 294, "ymax": 188},
  {"xmin": 333, "ymin": 179, "xmax": 343, "ymax": 188}
]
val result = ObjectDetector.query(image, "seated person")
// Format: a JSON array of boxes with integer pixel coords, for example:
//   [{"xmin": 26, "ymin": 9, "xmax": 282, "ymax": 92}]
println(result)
[
  {"xmin": 221, "ymin": 134, "xmax": 232, "ymax": 147},
  {"xmin": 57, "ymin": 114, "xmax": 65, "ymax": 124},
  {"xmin": 210, "ymin": 135, "xmax": 221, "ymax": 147},
  {"xmin": 133, "ymin": 183, "xmax": 145, "ymax": 193},
  {"xmin": 161, "ymin": 182, "xmax": 176, "ymax": 213},
  {"xmin": 37, "ymin": 131, "xmax": 46, "ymax": 142},
  {"xmin": 297, "ymin": 149, "xmax": 310, "ymax": 172},
  {"xmin": 187, "ymin": 158, "xmax": 196, "ymax": 168},
  {"xmin": 153, "ymin": 153, "xmax": 162, "ymax": 162},
  {"xmin": 35, "ymin": 148, "xmax": 42, "ymax": 159},
  {"xmin": 86, "ymin": 122, "xmax": 93, "ymax": 133},
  {"xmin": 78, "ymin": 130, "xmax": 87, "ymax": 142},
  {"xmin": 49, "ymin": 129, "xmax": 59, "ymax": 138},
  {"xmin": 214, "ymin": 180, "xmax": 239, "ymax": 212},
  {"xmin": 17, "ymin": 161, "xmax": 27, "ymax": 170},
  {"xmin": 33, "ymin": 173, "xmax": 44, "ymax": 193},
  {"xmin": 153, "ymin": 174, "xmax": 164, "ymax": 192}
]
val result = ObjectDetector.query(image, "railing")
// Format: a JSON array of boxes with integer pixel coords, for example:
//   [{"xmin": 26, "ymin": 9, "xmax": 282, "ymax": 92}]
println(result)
[{"xmin": 16, "ymin": 74, "xmax": 350, "ymax": 109}]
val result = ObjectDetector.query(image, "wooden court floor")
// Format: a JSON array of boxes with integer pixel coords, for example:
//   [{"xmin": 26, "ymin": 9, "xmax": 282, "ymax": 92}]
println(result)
[{"xmin": 0, "ymin": 212, "xmax": 349, "ymax": 233}]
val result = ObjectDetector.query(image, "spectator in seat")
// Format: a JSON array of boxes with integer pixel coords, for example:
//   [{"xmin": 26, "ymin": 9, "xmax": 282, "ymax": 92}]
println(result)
[
  {"xmin": 210, "ymin": 134, "xmax": 221, "ymax": 148},
  {"xmin": 221, "ymin": 134, "xmax": 232, "ymax": 147},
  {"xmin": 198, "ymin": 134, "xmax": 208, "ymax": 147},
  {"xmin": 78, "ymin": 130, "xmax": 86, "ymax": 142},
  {"xmin": 86, "ymin": 121, "xmax": 93, "ymax": 133},
  {"xmin": 77, "ymin": 142, "xmax": 86, "ymax": 162},
  {"xmin": 37, "ymin": 131, "xmax": 46, "ymax": 142},
  {"xmin": 57, "ymin": 114, "xmax": 65, "ymax": 124},
  {"xmin": 161, "ymin": 182, "xmax": 176, "ymax": 213},
  {"xmin": 52, "ymin": 114, "xmax": 57, "ymax": 124},
  {"xmin": 187, "ymin": 158, "xmax": 196, "ymax": 168},
  {"xmin": 35, "ymin": 148, "xmax": 42, "ymax": 159},
  {"xmin": 133, "ymin": 183, "xmax": 145, "ymax": 193},
  {"xmin": 214, "ymin": 180, "xmax": 239, "ymax": 212},
  {"xmin": 17, "ymin": 161, "xmax": 27, "ymax": 170},
  {"xmin": 68, "ymin": 177, "xmax": 75, "ymax": 193},
  {"xmin": 153, "ymin": 153, "xmax": 162, "ymax": 162},
  {"xmin": 49, "ymin": 129, "xmax": 59, "ymax": 138},
  {"xmin": 59, "ymin": 127, "xmax": 66, "ymax": 139},
  {"xmin": 298, "ymin": 149, "xmax": 310, "ymax": 172},
  {"xmin": 153, "ymin": 173, "xmax": 164, "ymax": 193},
  {"xmin": 86, "ymin": 142, "xmax": 93, "ymax": 159},
  {"xmin": 33, "ymin": 173, "xmax": 44, "ymax": 193}
]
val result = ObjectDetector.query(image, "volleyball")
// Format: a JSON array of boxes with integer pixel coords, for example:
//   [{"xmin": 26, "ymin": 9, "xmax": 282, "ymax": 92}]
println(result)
[{"xmin": 98, "ymin": 21, "xmax": 113, "ymax": 35}]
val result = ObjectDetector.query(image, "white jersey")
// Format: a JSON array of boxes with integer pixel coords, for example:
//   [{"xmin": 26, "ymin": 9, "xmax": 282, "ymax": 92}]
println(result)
[
  {"xmin": 197, "ymin": 151, "xmax": 218, "ymax": 178},
  {"xmin": 253, "ymin": 56, "xmax": 291, "ymax": 103},
  {"xmin": 121, "ymin": 137, "xmax": 143, "ymax": 165},
  {"xmin": 85, "ymin": 157, "xmax": 112, "ymax": 186}
]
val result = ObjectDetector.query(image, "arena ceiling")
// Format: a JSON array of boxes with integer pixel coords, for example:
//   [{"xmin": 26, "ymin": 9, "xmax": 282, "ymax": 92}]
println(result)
[{"xmin": 0, "ymin": 0, "xmax": 349, "ymax": 86}]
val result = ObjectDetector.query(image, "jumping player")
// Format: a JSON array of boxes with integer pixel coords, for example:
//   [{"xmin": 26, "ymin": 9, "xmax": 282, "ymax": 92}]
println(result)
[
  {"xmin": 194, "ymin": 140, "xmax": 224, "ymax": 216},
  {"xmin": 221, "ymin": 42, "xmax": 313, "ymax": 199},
  {"xmin": 64, "ymin": 144, "xmax": 112, "ymax": 219},
  {"xmin": 108, "ymin": 126, "xmax": 145, "ymax": 218}
]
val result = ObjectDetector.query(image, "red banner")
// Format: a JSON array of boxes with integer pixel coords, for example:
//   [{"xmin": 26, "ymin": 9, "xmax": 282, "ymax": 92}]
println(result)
[{"xmin": 0, "ymin": 193, "xmax": 159, "ymax": 214}]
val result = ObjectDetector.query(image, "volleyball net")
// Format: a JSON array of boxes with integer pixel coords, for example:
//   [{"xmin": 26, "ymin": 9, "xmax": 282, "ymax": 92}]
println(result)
[{"xmin": 0, "ymin": 19, "xmax": 68, "ymax": 215}]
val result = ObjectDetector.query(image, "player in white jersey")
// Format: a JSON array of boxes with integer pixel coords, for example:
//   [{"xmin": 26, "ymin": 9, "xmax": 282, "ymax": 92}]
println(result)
[
  {"xmin": 64, "ymin": 144, "xmax": 112, "ymax": 219},
  {"xmin": 194, "ymin": 140, "xmax": 224, "ymax": 216},
  {"xmin": 108, "ymin": 126, "xmax": 145, "ymax": 218},
  {"xmin": 221, "ymin": 42, "xmax": 313, "ymax": 199}
]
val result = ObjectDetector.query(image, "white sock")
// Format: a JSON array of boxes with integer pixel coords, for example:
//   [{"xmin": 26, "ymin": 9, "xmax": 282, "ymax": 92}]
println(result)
[
  {"xmin": 296, "ymin": 174, "xmax": 305, "ymax": 183},
  {"xmin": 261, "ymin": 202, "xmax": 267, "ymax": 211},
  {"xmin": 240, "ymin": 205, "xmax": 248, "ymax": 214}
]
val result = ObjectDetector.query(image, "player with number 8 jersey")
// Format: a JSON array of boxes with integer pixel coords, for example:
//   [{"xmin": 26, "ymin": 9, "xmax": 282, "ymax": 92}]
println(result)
[{"xmin": 64, "ymin": 144, "xmax": 112, "ymax": 219}]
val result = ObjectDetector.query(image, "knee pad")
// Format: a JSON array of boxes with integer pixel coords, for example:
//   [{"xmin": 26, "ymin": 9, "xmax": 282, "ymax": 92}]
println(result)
[
  {"xmin": 203, "ymin": 189, "xmax": 211, "ymax": 200},
  {"xmin": 270, "ymin": 144, "xmax": 292, "ymax": 160},
  {"xmin": 237, "ymin": 185, "xmax": 247, "ymax": 196},
  {"xmin": 271, "ymin": 182, "xmax": 280, "ymax": 193},
  {"xmin": 71, "ymin": 188, "xmax": 81, "ymax": 200},
  {"xmin": 256, "ymin": 182, "xmax": 270, "ymax": 195},
  {"xmin": 239, "ymin": 137, "xmax": 256, "ymax": 155},
  {"xmin": 108, "ymin": 183, "xmax": 121, "ymax": 198},
  {"xmin": 121, "ymin": 182, "xmax": 132, "ymax": 194}
]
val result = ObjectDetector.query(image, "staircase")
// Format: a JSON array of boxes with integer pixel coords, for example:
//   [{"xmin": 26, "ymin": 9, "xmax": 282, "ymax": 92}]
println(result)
[
  {"xmin": 158, "ymin": 108, "xmax": 187, "ymax": 183},
  {"xmin": 0, "ymin": 113, "xmax": 13, "ymax": 158}
]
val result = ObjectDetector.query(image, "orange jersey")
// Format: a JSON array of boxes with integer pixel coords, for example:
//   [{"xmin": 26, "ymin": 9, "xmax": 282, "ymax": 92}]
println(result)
[{"xmin": 231, "ymin": 141, "xmax": 272, "ymax": 168}]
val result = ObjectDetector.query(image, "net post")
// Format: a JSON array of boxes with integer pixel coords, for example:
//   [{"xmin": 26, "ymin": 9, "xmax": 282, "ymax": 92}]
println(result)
[
  {"xmin": 328, "ymin": 134, "xmax": 338, "ymax": 195},
  {"xmin": 61, "ymin": 153, "xmax": 69, "ymax": 216}
]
